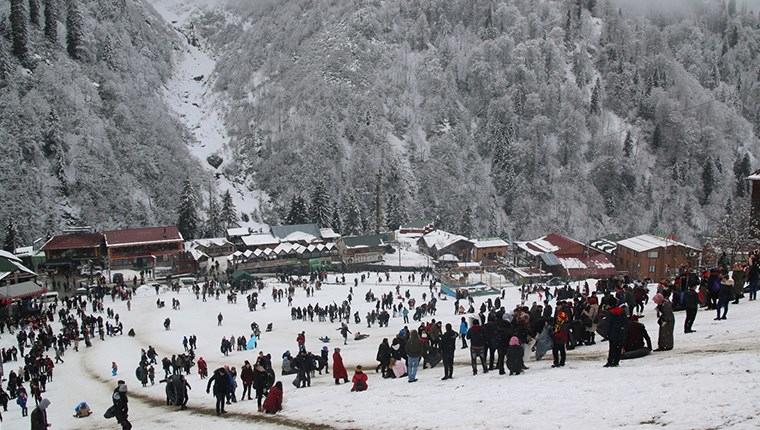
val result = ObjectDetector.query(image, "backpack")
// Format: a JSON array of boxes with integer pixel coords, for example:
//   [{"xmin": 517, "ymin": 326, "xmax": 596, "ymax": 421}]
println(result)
[{"xmin": 104, "ymin": 405, "xmax": 116, "ymax": 419}]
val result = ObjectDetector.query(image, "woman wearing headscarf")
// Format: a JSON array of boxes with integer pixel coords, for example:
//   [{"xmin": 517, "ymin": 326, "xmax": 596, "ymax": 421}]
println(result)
[{"xmin": 653, "ymin": 293, "xmax": 674, "ymax": 351}]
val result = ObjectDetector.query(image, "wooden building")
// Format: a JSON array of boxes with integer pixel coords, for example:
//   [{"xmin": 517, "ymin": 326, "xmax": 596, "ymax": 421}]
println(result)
[
  {"xmin": 515, "ymin": 233, "xmax": 616, "ymax": 279},
  {"xmin": 103, "ymin": 226, "xmax": 184, "ymax": 272},
  {"xmin": 471, "ymin": 238, "xmax": 509, "ymax": 266},
  {"xmin": 40, "ymin": 232, "xmax": 105, "ymax": 274},
  {"xmin": 337, "ymin": 234, "xmax": 391, "ymax": 265},
  {"xmin": 616, "ymin": 234, "xmax": 701, "ymax": 281}
]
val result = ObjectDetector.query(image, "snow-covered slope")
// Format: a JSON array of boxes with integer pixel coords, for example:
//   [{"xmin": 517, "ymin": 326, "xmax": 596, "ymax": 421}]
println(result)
[{"xmin": 149, "ymin": 0, "xmax": 264, "ymax": 226}]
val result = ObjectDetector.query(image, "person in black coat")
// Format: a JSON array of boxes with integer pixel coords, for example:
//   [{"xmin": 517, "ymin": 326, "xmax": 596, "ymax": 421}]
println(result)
[
  {"xmin": 375, "ymin": 339, "xmax": 391, "ymax": 377},
  {"xmin": 494, "ymin": 320, "xmax": 510, "ymax": 375},
  {"xmin": 440, "ymin": 324, "xmax": 458, "ymax": 380},
  {"xmin": 683, "ymin": 284, "xmax": 699, "ymax": 333},
  {"xmin": 206, "ymin": 368, "xmax": 230, "ymax": 416},
  {"xmin": 252, "ymin": 364, "xmax": 269, "ymax": 411},
  {"xmin": 506, "ymin": 336, "xmax": 524, "ymax": 375},
  {"xmin": 292, "ymin": 351, "xmax": 311, "ymax": 388},
  {"xmin": 604, "ymin": 303, "xmax": 629, "ymax": 368},
  {"xmin": 30, "ymin": 398, "xmax": 50, "ymax": 430},
  {"xmin": 112, "ymin": 381, "xmax": 131, "ymax": 430},
  {"xmin": 466, "ymin": 320, "xmax": 488, "ymax": 375},
  {"xmin": 483, "ymin": 318, "xmax": 498, "ymax": 370}
]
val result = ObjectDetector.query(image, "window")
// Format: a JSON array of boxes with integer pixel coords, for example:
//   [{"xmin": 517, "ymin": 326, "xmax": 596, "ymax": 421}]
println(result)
[
  {"xmin": 648, "ymin": 251, "xmax": 659, "ymax": 259},
  {"xmin": 649, "ymin": 265, "xmax": 656, "ymax": 273}
]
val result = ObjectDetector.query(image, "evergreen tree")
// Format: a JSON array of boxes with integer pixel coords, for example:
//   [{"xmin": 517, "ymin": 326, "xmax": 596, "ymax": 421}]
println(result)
[
  {"xmin": 342, "ymin": 193, "xmax": 362, "ymax": 235},
  {"xmin": 733, "ymin": 153, "xmax": 751, "ymax": 197},
  {"xmin": 308, "ymin": 180, "xmax": 331, "ymax": 227},
  {"xmin": 66, "ymin": 0, "xmax": 84, "ymax": 60},
  {"xmin": 44, "ymin": 0, "xmax": 57, "ymax": 43},
  {"xmin": 385, "ymin": 193, "xmax": 407, "ymax": 231},
  {"xmin": 459, "ymin": 206, "xmax": 473, "ymax": 237},
  {"xmin": 590, "ymin": 78, "xmax": 601, "ymax": 114},
  {"xmin": 11, "ymin": 0, "xmax": 29, "ymax": 61},
  {"xmin": 29, "ymin": 0, "xmax": 40, "ymax": 26},
  {"xmin": 651, "ymin": 124, "xmax": 662, "ymax": 149},
  {"xmin": 373, "ymin": 171, "xmax": 383, "ymax": 234},
  {"xmin": 330, "ymin": 203, "xmax": 342, "ymax": 234},
  {"xmin": 701, "ymin": 157, "xmax": 715, "ymax": 205},
  {"xmin": 220, "ymin": 190, "xmax": 238, "ymax": 229},
  {"xmin": 285, "ymin": 195, "xmax": 309, "ymax": 225},
  {"xmin": 206, "ymin": 193, "xmax": 222, "ymax": 237},
  {"xmin": 623, "ymin": 131, "xmax": 633, "ymax": 158},
  {"xmin": 177, "ymin": 178, "xmax": 200, "ymax": 240},
  {"xmin": 3, "ymin": 219, "xmax": 18, "ymax": 252}
]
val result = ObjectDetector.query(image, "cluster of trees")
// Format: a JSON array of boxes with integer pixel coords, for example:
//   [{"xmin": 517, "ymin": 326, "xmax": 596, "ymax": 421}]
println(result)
[
  {"xmin": 0, "ymin": 0, "xmax": 205, "ymax": 245},
  {"xmin": 177, "ymin": 178, "xmax": 239, "ymax": 240},
  {"xmin": 199, "ymin": 0, "xmax": 759, "ymax": 244},
  {"xmin": 7, "ymin": 0, "xmax": 82, "ymax": 66}
]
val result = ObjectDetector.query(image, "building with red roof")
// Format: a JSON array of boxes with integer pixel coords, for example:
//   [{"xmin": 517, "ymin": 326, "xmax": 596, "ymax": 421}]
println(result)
[
  {"xmin": 40, "ymin": 232, "xmax": 105, "ymax": 274},
  {"xmin": 514, "ymin": 233, "xmax": 617, "ymax": 280},
  {"xmin": 103, "ymin": 226, "xmax": 184, "ymax": 272}
]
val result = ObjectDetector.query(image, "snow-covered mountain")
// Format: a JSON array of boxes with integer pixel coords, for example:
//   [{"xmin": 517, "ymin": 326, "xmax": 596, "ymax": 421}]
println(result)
[{"xmin": 1, "ymin": 0, "xmax": 759, "ymax": 245}]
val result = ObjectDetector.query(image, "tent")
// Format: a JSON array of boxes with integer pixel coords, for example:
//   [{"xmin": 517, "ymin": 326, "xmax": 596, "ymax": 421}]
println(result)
[{"xmin": 0, "ymin": 280, "xmax": 46, "ymax": 301}]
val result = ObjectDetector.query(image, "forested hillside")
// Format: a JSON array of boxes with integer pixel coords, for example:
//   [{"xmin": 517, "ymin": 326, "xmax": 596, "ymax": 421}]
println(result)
[
  {"xmin": 197, "ymin": 0, "xmax": 759, "ymax": 243},
  {"xmin": 0, "ymin": 0, "xmax": 205, "ymax": 242}
]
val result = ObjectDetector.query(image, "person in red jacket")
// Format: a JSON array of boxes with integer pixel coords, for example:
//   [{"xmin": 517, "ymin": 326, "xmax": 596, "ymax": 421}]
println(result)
[
  {"xmin": 197, "ymin": 357, "xmax": 208, "ymax": 379},
  {"xmin": 262, "ymin": 381, "xmax": 282, "ymax": 414},
  {"xmin": 332, "ymin": 348, "xmax": 349, "ymax": 384},
  {"xmin": 351, "ymin": 366, "xmax": 368, "ymax": 392}
]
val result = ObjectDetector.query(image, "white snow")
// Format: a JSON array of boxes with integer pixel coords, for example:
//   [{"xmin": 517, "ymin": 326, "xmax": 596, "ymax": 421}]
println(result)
[
  {"xmin": 473, "ymin": 239, "xmax": 509, "ymax": 249},
  {"xmin": 9, "ymin": 269, "xmax": 760, "ymax": 430}
]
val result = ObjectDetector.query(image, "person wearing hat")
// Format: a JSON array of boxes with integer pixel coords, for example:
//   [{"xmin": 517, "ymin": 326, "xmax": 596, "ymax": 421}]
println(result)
[
  {"xmin": 604, "ymin": 300, "xmax": 628, "ymax": 368},
  {"xmin": 683, "ymin": 284, "xmax": 699, "ymax": 333},
  {"xmin": 320, "ymin": 346, "xmax": 330, "ymax": 374},
  {"xmin": 351, "ymin": 366, "xmax": 368, "ymax": 392},
  {"xmin": 653, "ymin": 293, "xmax": 674, "ymax": 351},
  {"xmin": 112, "ymin": 380, "xmax": 131, "ymax": 430},
  {"xmin": 30, "ymin": 398, "xmax": 50, "ymax": 430}
]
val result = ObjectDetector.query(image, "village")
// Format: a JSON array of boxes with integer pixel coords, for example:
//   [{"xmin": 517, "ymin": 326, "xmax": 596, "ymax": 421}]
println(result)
[{"xmin": 2, "ymin": 169, "xmax": 759, "ymax": 308}]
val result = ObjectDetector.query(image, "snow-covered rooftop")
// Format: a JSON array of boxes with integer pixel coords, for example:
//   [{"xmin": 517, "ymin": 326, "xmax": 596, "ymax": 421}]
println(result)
[
  {"xmin": 617, "ymin": 234, "xmax": 699, "ymax": 253},
  {"xmin": 474, "ymin": 238, "xmax": 508, "ymax": 249},
  {"xmin": 516, "ymin": 238, "xmax": 560, "ymax": 256},
  {"xmin": 241, "ymin": 233, "xmax": 280, "ymax": 247},
  {"xmin": 191, "ymin": 237, "xmax": 231, "ymax": 248},
  {"xmin": 421, "ymin": 230, "xmax": 471, "ymax": 251},
  {"xmin": 319, "ymin": 228, "xmax": 340, "ymax": 239}
]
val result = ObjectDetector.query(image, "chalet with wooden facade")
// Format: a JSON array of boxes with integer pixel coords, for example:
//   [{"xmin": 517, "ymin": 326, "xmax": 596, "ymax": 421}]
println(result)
[
  {"xmin": 40, "ymin": 231, "xmax": 105, "ymax": 274},
  {"xmin": 616, "ymin": 234, "xmax": 701, "ymax": 281},
  {"xmin": 471, "ymin": 238, "xmax": 508, "ymax": 266},
  {"xmin": 337, "ymin": 234, "xmax": 391, "ymax": 265},
  {"xmin": 103, "ymin": 226, "xmax": 184, "ymax": 273}
]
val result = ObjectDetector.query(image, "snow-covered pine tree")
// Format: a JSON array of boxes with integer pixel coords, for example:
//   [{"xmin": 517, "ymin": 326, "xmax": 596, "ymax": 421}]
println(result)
[
  {"xmin": 373, "ymin": 171, "xmax": 383, "ymax": 234},
  {"xmin": 623, "ymin": 131, "xmax": 633, "ymax": 158},
  {"xmin": 206, "ymin": 193, "xmax": 222, "ymax": 237},
  {"xmin": 220, "ymin": 190, "xmax": 238, "ymax": 229},
  {"xmin": 11, "ymin": 0, "xmax": 28, "ymax": 61},
  {"xmin": 385, "ymin": 193, "xmax": 407, "ymax": 231},
  {"xmin": 651, "ymin": 124, "xmax": 662, "ymax": 149},
  {"xmin": 491, "ymin": 127, "xmax": 517, "ymax": 214},
  {"xmin": 44, "ymin": 0, "xmax": 57, "ymax": 43},
  {"xmin": 29, "ymin": 0, "xmax": 40, "ymax": 26},
  {"xmin": 590, "ymin": 78, "xmax": 601, "ymax": 115},
  {"xmin": 285, "ymin": 195, "xmax": 308, "ymax": 225},
  {"xmin": 27, "ymin": 0, "xmax": 41, "ymax": 26},
  {"xmin": 308, "ymin": 180, "xmax": 331, "ymax": 227},
  {"xmin": 3, "ymin": 219, "xmax": 18, "ymax": 252},
  {"xmin": 701, "ymin": 157, "xmax": 715, "ymax": 205},
  {"xmin": 342, "ymin": 193, "xmax": 362, "ymax": 235},
  {"xmin": 330, "ymin": 203, "xmax": 342, "ymax": 234},
  {"xmin": 66, "ymin": 0, "xmax": 84, "ymax": 60},
  {"xmin": 459, "ymin": 206, "xmax": 473, "ymax": 237},
  {"xmin": 733, "ymin": 153, "xmax": 751, "ymax": 197},
  {"xmin": 177, "ymin": 179, "xmax": 200, "ymax": 240}
]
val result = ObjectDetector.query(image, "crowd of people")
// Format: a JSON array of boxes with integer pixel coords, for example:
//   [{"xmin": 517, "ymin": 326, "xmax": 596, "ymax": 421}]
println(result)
[{"xmin": 2, "ymin": 249, "xmax": 759, "ymax": 428}]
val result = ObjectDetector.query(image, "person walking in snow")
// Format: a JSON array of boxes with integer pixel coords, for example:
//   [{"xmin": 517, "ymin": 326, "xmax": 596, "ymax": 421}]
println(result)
[
  {"xmin": 459, "ymin": 317, "xmax": 468, "ymax": 349},
  {"xmin": 206, "ymin": 367, "xmax": 230, "ymax": 416},
  {"xmin": 653, "ymin": 293, "xmax": 674, "ymax": 351},
  {"xmin": 217, "ymin": 313, "xmax": 224, "ymax": 326},
  {"xmin": 466, "ymin": 320, "xmax": 488, "ymax": 375},
  {"xmin": 30, "ymin": 398, "xmax": 50, "ymax": 430},
  {"xmin": 337, "ymin": 324, "xmax": 351, "ymax": 345},
  {"xmin": 405, "ymin": 330, "xmax": 423, "ymax": 382},
  {"xmin": 111, "ymin": 380, "xmax": 131, "ymax": 430},
  {"xmin": 683, "ymin": 284, "xmax": 699, "ymax": 333},
  {"xmin": 551, "ymin": 310, "xmax": 569, "ymax": 368},
  {"xmin": 332, "ymin": 348, "xmax": 349, "ymax": 385}
]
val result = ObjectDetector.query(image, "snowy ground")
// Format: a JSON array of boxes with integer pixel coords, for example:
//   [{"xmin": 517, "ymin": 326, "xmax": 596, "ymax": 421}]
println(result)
[
  {"xmin": 5, "ymin": 271, "xmax": 760, "ymax": 430},
  {"xmin": 148, "ymin": 0, "xmax": 263, "ymax": 224}
]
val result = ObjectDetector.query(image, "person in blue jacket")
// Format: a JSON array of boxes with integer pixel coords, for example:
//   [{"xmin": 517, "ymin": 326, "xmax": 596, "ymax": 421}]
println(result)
[{"xmin": 459, "ymin": 317, "xmax": 468, "ymax": 349}]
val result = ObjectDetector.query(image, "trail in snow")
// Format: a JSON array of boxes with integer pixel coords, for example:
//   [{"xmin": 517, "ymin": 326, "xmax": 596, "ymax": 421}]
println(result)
[{"xmin": 150, "ymin": 0, "xmax": 263, "ymax": 228}]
